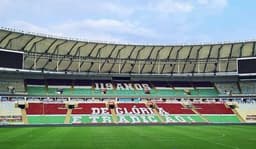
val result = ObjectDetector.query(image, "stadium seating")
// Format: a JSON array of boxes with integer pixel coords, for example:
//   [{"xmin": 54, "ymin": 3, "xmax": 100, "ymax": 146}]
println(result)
[
  {"xmin": 26, "ymin": 103, "xmax": 67, "ymax": 114},
  {"xmin": 26, "ymin": 80, "xmax": 220, "ymax": 97},
  {"xmin": 240, "ymin": 82, "xmax": 256, "ymax": 94},
  {"xmin": 114, "ymin": 103, "xmax": 161, "ymax": 123},
  {"xmin": 195, "ymin": 88, "xmax": 219, "ymax": 96},
  {"xmin": 0, "ymin": 100, "xmax": 245, "ymax": 124},
  {"xmin": 2, "ymin": 29, "xmax": 256, "ymax": 127},
  {"xmin": 26, "ymin": 102, "xmax": 44, "ymax": 114},
  {"xmin": 73, "ymin": 88, "xmax": 92, "ymax": 96},
  {"xmin": 156, "ymin": 103, "xmax": 195, "ymax": 114},
  {"xmin": 28, "ymin": 116, "xmax": 66, "ymax": 124},
  {"xmin": 0, "ymin": 101, "xmax": 22, "ymax": 116},
  {"xmin": 117, "ymin": 103, "xmax": 147, "ymax": 112},
  {"xmin": 0, "ymin": 101, "xmax": 23, "ymax": 124},
  {"xmin": 203, "ymin": 115, "xmax": 240, "ymax": 123},
  {"xmin": 215, "ymin": 83, "xmax": 240, "ymax": 95},
  {"xmin": 26, "ymin": 85, "xmax": 47, "ymax": 96},
  {"xmin": 26, "ymin": 102, "xmax": 68, "ymax": 124},
  {"xmin": 192, "ymin": 103, "xmax": 240, "ymax": 123},
  {"xmin": 0, "ymin": 79, "xmax": 25, "ymax": 93},
  {"xmin": 236, "ymin": 103, "xmax": 256, "ymax": 122},
  {"xmin": 192, "ymin": 103, "xmax": 234, "ymax": 114},
  {"xmin": 72, "ymin": 103, "xmax": 108, "ymax": 114}
]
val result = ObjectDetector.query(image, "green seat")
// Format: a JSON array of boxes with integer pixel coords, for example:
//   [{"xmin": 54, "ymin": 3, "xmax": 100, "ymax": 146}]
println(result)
[
  {"xmin": 27, "ymin": 86, "xmax": 47, "ymax": 96},
  {"xmin": 198, "ymin": 89, "xmax": 218, "ymax": 96},
  {"xmin": 204, "ymin": 115, "xmax": 240, "ymax": 123},
  {"xmin": 28, "ymin": 116, "xmax": 66, "ymax": 124}
]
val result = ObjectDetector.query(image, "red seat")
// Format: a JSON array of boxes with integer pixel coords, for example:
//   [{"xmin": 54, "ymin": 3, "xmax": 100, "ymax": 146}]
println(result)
[
  {"xmin": 156, "ymin": 103, "xmax": 195, "ymax": 114},
  {"xmin": 193, "ymin": 103, "xmax": 234, "ymax": 114},
  {"xmin": 72, "ymin": 103, "xmax": 108, "ymax": 114},
  {"xmin": 117, "ymin": 103, "xmax": 147, "ymax": 113},
  {"xmin": 26, "ymin": 103, "xmax": 67, "ymax": 115}
]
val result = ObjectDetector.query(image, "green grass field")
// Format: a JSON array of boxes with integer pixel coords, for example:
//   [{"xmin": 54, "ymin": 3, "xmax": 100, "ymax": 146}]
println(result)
[{"xmin": 0, "ymin": 125, "xmax": 255, "ymax": 149}]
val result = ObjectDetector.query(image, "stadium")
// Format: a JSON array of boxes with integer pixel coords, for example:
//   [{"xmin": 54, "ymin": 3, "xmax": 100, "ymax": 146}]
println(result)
[
  {"xmin": 2, "ymin": 2, "xmax": 256, "ymax": 149},
  {"xmin": 0, "ymin": 26, "xmax": 256, "ymax": 148}
]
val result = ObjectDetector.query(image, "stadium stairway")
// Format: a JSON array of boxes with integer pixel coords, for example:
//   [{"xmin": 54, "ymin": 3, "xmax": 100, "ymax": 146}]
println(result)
[
  {"xmin": 21, "ymin": 108, "xmax": 28, "ymax": 124},
  {"xmin": 230, "ymin": 109, "xmax": 245, "ymax": 122},
  {"xmin": 225, "ymin": 103, "xmax": 245, "ymax": 123},
  {"xmin": 145, "ymin": 102, "xmax": 164, "ymax": 123},
  {"xmin": 14, "ymin": 102, "xmax": 28, "ymax": 124},
  {"xmin": 64, "ymin": 104, "xmax": 73, "ymax": 124},
  {"xmin": 185, "ymin": 103, "xmax": 209, "ymax": 123},
  {"xmin": 192, "ymin": 103, "xmax": 241, "ymax": 123},
  {"xmin": 155, "ymin": 102, "xmax": 204, "ymax": 123},
  {"xmin": 107, "ymin": 101, "xmax": 118, "ymax": 123},
  {"xmin": 235, "ymin": 103, "xmax": 256, "ymax": 123}
]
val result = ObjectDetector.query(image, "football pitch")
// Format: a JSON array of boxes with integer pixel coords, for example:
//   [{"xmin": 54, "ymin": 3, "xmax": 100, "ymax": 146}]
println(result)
[{"xmin": 0, "ymin": 125, "xmax": 255, "ymax": 149}]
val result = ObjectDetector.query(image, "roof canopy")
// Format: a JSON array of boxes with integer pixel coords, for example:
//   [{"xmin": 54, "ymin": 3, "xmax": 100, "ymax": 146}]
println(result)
[{"xmin": 0, "ymin": 28, "xmax": 255, "ymax": 74}]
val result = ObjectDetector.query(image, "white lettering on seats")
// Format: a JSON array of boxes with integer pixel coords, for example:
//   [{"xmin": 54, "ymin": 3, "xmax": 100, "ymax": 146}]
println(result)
[
  {"xmin": 89, "ymin": 116, "xmax": 99, "ymax": 123},
  {"xmin": 165, "ymin": 116, "xmax": 177, "ymax": 123},
  {"xmin": 123, "ymin": 83, "xmax": 134, "ymax": 90},
  {"xmin": 72, "ymin": 116, "xmax": 82, "ymax": 124},
  {"xmin": 102, "ymin": 116, "xmax": 112, "ymax": 123},
  {"xmin": 134, "ymin": 84, "xmax": 143, "ymax": 90},
  {"xmin": 142, "ymin": 84, "xmax": 151, "ymax": 90},
  {"xmin": 130, "ymin": 115, "xmax": 141, "ymax": 123},
  {"xmin": 148, "ymin": 116, "xmax": 158, "ymax": 123},
  {"xmin": 105, "ymin": 83, "xmax": 113, "ymax": 90},
  {"xmin": 158, "ymin": 108, "xmax": 169, "ymax": 115},
  {"xmin": 118, "ymin": 115, "xmax": 130, "ymax": 123},
  {"xmin": 100, "ymin": 107, "xmax": 109, "ymax": 114},
  {"xmin": 91, "ymin": 108, "xmax": 100, "ymax": 115},
  {"xmin": 174, "ymin": 116, "xmax": 186, "ymax": 122}
]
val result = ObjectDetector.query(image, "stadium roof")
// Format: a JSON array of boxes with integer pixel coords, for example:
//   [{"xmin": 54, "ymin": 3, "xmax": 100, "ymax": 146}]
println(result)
[{"xmin": 0, "ymin": 27, "xmax": 255, "ymax": 74}]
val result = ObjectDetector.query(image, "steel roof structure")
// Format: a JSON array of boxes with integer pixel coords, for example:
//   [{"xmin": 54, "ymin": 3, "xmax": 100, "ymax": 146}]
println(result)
[{"xmin": 0, "ymin": 27, "xmax": 255, "ymax": 74}]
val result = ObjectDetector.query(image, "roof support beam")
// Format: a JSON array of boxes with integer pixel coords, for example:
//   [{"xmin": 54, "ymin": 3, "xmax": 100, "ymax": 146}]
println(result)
[
  {"xmin": 79, "ymin": 43, "xmax": 98, "ymax": 72},
  {"xmin": 181, "ymin": 46, "xmax": 193, "ymax": 73},
  {"xmin": 54, "ymin": 41, "xmax": 79, "ymax": 70},
  {"xmin": 99, "ymin": 45, "xmax": 118, "ymax": 71},
  {"xmin": 129, "ymin": 46, "xmax": 146, "ymax": 73},
  {"xmin": 65, "ymin": 43, "xmax": 88, "ymax": 71},
  {"xmin": 40, "ymin": 40, "xmax": 67, "ymax": 70},
  {"xmin": 192, "ymin": 46, "xmax": 203, "ymax": 74},
  {"xmin": 160, "ymin": 47, "xmax": 174, "ymax": 74},
  {"xmin": 171, "ymin": 47, "xmax": 183, "ymax": 74},
  {"xmin": 21, "ymin": 35, "xmax": 36, "ymax": 51},
  {"xmin": 140, "ymin": 46, "xmax": 156, "ymax": 73},
  {"xmin": 226, "ymin": 44, "xmax": 236, "ymax": 72},
  {"xmin": 150, "ymin": 46, "xmax": 165, "ymax": 74},
  {"xmin": 33, "ymin": 39, "xmax": 58, "ymax": 63},
  {"xmin": 119, "ymin": 46, "xmax": 137, "ymax": 73},
  {"xmin": 24, "ymin": 38, "xmax": 45, "ymax": 68},
  {"xmin": 24, "ymin": 38, "xmax": 45, "ymax": 54},
  {"xmin": 239, "ymin": 43, "xmax": 245, "ymax": 58},
  {"xmin": 216, "ymin": 45, "xmax": 223, "ymax": 73},
  {"xmin": 87, "ymin": 44, "xmax": 107, "ymax": 73},
  {"xmin": 0, "ymin": 32, "xmax": 12, "ymax": 45},
  {"xmin": 202, "ymin": 45, "xmax": 214, "ymax": 73},
  {"xmin": 4, "ymin": 34, "xmax": 24, "ymax": 49},
  {"xmin": 109, "ymin": 46, "xmax": 127, "ymax": 73},
  {"xmin": 253, "ymin": 42, "xmax": 256, "ymax": 56}
]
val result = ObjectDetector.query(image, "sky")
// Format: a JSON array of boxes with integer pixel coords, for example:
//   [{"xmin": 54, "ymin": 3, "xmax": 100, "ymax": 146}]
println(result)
[{"xmin": 0, "ymin": 0, "xmax": 256, "ymax": 44}]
